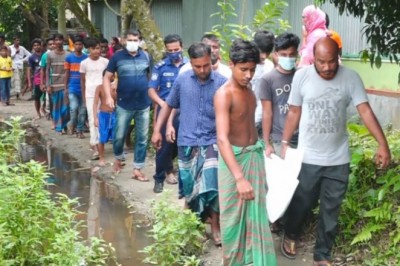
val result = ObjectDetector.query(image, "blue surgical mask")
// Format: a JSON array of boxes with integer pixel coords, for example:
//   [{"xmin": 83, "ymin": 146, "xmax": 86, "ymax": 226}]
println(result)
[
  {"xmin": 278, "ymin": 56, "xmax": 296, "ymax": 71},
  {"xmin": 63, "ymin": 45, "xmax": 69, "ymax": 51},
  {"xmin": 167, "ymin": 51, "xmax": 182, "ymax": 62}
]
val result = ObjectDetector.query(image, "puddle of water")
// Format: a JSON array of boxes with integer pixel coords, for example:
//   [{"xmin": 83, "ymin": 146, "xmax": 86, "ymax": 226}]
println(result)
[{"xmin": 23, "ymin": 127, "xmax": 150, "ymax": 266}]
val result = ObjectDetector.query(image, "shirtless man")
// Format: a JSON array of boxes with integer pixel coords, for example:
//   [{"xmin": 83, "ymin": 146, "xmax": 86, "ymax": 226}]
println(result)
[
  {"xmin": 93, "ymin": 76, "xmax": 117, "ymax": 166},
  {"xmin": 215, "ymin": 39, "xmax": 277, "ymax": 265}
]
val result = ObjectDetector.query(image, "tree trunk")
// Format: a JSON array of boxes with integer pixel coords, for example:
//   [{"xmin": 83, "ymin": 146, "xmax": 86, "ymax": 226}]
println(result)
[
  {"xmin": 20, "ymin": 6, "xmax": 50, "ymax": 39},
  {"xmin": 66, "ymin": 0, "xmax": 100, "ymax": 37},
  {"xmin": 122, "ymin": 0, "xmax": 164, "ymax": 61},
  {"xmin": 58, "ymin": 0, "xmax": 67, "ymax": 35}
]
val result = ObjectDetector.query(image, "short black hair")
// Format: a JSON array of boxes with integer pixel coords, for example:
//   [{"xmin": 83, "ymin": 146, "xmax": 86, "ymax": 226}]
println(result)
[
  {"xmin": 31, "ymin": 38, "xmax": 42, "ymax": 46},
  {"xmin": 73, "ymin": 35, "xmax": 84, "ymax": 44},
  {"xmin": 229, "ymin": 39, "xmax": 260, "ymax": 64},
  {"xmin": 188, "ymin": 42, "xmax": 211, "ymax": 59},
  {"xmin": 0, "ymin": 34, "xmax": 5, "ymax": 40},
  {"xmin": 100, "ymin": 38, "xmax": 108, "ymax": 44},
  {"xmin": 84, "ymin": 37, "xmax": 100, "ymax": 49},
  {"xmin": 45, "ymin": 36, "xmax": 54, "ymax": 44},
  {"xmin": 53, "ymin": 33, "xmax": 64, "ymax": 40},
  {"xmin": 325, "ymin": 13, "xmax": 330, "ymax": 28},
  {"xmin": 201, "ymin": 33, "xmax": 219, "ymax": 43},
  {"xmin": 125, "ymin": 30, "xmax": 140, "ymax": 38},
  {"xmin": 253, "ymin": 30, "xmax": 275, "ymax": 54},
  {"xmin": 164, "ymin": 34, "xmax": 182, "ymax": 47},
  {"xmin": 274, "ymin": 32, "xmax": 300, "ymax": 52}
]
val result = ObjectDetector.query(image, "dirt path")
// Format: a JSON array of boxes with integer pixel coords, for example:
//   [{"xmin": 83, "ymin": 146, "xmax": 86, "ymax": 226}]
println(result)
[{"xmin": 1, "ymin": 98, "xmax": 314, "ymax": 265}]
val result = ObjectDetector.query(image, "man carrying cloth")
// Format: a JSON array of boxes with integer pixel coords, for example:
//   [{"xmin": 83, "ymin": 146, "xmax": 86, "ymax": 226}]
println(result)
[{"xmin": 214, "ymin": 39, "xmax": 277, "ymax": 266}]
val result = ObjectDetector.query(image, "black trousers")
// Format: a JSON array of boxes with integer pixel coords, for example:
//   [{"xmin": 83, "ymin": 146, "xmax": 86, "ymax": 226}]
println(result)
[{"xmin": 284, "ymin": 163, "xmax": 350, "ymax": 261}]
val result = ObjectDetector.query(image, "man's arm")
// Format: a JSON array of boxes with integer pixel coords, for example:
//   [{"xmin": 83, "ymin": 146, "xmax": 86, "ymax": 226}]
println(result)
[
  {"xmin": 357, "ymin": 102, "xmax": 391, "ymax": 168},
  {"xmin": 103, "ymin": 71, "xmax": 114, "ymax": 108},
  {"xmin": 46, "ymin": 54, "xmax": 52, "ymax": 93},
  {"xmin": 261, "ymin": 100, "xmax": 274, "ymax": 156},
  {"xmin": 166, "ymin": 108, "xmax": 178, "ymax": 143},
  {"xmin": 93, "ymin": 86, "xmax": 101, "ymax": 127},
  {"xmin": 151, "ymin": 104, "xmax": 172, "ymax": 150},
  {"xmin": 148, "ymin": 88, "xmax": 165, "ymax": 107},
  {"xmin": 26, "ymin": 58, "xmax": 33, "ymax": 90},
  {"xmin": 281, "ymin": 105, "xmax": 302, "ymax": 158},
  {"xmin": 80, "ymin": 73, "xmax": 86, "ymax": 103},
  {"xmin": 214, "ymin": 88, "xmax": 254, "ymax": 201}
]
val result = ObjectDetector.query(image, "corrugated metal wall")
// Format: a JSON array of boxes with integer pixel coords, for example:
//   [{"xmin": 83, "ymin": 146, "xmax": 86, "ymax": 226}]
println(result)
[
  {"xmin": 90, "ymin": 0, "xmax": 120, "ymax": 40},
  {"xmin": 89, "ymin": 0, "xmax": 368, "ymax": 55}
]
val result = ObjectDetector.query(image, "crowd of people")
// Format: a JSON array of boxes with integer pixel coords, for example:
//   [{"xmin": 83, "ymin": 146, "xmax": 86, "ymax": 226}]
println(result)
[{"xmin": 0, "ymin": 4, "xmax": 392, "ymax": 266}]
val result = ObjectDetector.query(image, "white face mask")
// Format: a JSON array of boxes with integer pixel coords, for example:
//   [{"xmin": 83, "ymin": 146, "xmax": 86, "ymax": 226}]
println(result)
[{"xmin": 126, "ymin": 41, "xmax": 139, "ymax": 52}]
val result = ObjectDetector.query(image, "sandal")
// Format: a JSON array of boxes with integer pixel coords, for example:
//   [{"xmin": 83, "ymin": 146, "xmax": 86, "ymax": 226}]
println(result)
[
  {"xmin": 165, "ymin": 172, "xmax": 178, "ymax": 184},
  {"xmin": 212, "ymin": 231, "xmax": 222, "ymax": 247},
  {"xmin": 132, "ymin": 169, "xmax": 149, "ymax": 182},
  {"xmin": 313, "ymin": 260, "xmax": 332, "ymax": 266},
  {"xmin": 281, "ymin": 234, "xmax": 296, "ymax": 260},
  {"xmin": 91, "ymin": 152, "xmax": 100, "ymax": 160}
]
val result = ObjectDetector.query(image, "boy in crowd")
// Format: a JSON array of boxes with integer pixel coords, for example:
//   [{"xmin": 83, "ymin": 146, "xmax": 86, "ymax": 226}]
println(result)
[
  {"xmin": 93, "ymin": 72, "xmax": 117, "ymax": 166},
  {"xmin": 65, "ymin": 36, "xmax": 88, "ymax": 138},
  {"xmin": 27, "ymin": 38, "xmax": 45, "ymax": 119},
  {"xmin": 40, "ymin": 36, "xmax": 55, "ymax": 121},
  {"xmin": 80, "ymin": 38, "xmax": 109, "ymax": 160},
  {"xmin": 259, "ymin": 32, "xmax": 300, "ymax": 156},
  {"xmin": 215, "ymin": 39, "xmax": 277, "ymax": 266},
  {"xmin": 0, "ymin": 46, "xmax": 13, "ymax": 106}
]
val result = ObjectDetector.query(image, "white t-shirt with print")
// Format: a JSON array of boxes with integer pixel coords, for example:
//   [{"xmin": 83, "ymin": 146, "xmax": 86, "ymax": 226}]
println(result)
[{"xmin": 79, "ymin": 57, "xmax": 109, "ymax": 99}]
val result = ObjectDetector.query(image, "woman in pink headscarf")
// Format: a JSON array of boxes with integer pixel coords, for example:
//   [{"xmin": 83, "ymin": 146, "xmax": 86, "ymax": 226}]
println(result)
[{"xmin": 298, "ymin": 5, "xmax": 327, "ymax": 67}]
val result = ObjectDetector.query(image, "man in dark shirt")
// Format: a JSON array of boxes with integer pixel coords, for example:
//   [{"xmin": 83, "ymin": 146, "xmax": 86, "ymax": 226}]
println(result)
[{"xmin": 103, "ymin": 30, "xmax": 152, "ymax": 180}]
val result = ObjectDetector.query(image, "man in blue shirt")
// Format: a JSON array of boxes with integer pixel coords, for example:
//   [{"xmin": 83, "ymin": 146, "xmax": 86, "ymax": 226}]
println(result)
[
  {"xmin": 151, "ymin": 42, "xmax": 227, "ymax": 246},
  {"xmin": 103, "ymin": 30, "xmax": 152, "ymax": 180},
  {"xmin": 148, "ymin": 34, "xmax": 189, "ymax": 193}
]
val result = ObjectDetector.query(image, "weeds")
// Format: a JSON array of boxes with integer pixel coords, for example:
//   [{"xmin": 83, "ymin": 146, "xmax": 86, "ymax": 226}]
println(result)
[
  {"xmin": 141, "ymin": 190, "xmax": 206, "ymax": 266},
  {"xmin": 0, "ymin": 117, "xmax": 119, "ymax": 265}
]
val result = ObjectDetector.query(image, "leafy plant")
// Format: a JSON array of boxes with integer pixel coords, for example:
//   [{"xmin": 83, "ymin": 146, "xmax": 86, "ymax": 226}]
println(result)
[
  {"xmin": 141, "ymin": 190, "xmax": 206, "ymax": 266},
  {"xmin": 0, "ymin": 117, "xmax": 119, "ymax": 265},
  {"xmin": 334, "ymin": 123, "xmax": 400, "ymax": 265},
  {"xmin": 210, "ymin": 0, "xmax": 291, "ymax": 62}
]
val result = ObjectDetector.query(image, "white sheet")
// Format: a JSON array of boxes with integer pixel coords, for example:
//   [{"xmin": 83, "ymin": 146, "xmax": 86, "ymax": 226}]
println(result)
[{"xmin": 264, "ymin": 148, "xmax": 304, "ymax": 223}]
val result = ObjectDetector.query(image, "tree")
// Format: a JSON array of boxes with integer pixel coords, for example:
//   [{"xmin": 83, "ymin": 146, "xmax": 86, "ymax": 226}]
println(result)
[{"xmin": 315, "ymin": 0, "xmax": 400, "ymax": 81}]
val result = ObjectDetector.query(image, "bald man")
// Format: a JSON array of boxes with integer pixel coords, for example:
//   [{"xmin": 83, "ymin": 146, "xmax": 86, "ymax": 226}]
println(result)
[{"xmin": 279, "ymin": 37, "xmax": 390, "ymax": 265}]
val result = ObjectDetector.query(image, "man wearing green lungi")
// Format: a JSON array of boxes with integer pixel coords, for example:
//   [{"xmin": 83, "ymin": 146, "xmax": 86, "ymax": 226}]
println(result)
[{"xmin": 215, "ymin": 39, "xmax": 277, "ymax": 265}]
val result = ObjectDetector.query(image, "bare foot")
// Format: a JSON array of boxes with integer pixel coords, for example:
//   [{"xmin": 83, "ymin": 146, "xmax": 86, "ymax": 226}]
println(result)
[
  {"xmin": 98, "ymin": 159, "xmax": 106, "ymax": 166},
  {"xmin": 113, "ymin": 160, "xmax": 122, "ymax": 174}
]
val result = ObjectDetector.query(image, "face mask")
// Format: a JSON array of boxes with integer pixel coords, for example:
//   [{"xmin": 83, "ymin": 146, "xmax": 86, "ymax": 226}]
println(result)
[
  {"xmin": 63, "ymin": 45, "xmax": 69, "ymax": 51},
  {"xmin": 278, "ymin": 56, "xmax": 296, "ymax": 71},
  {"xmin": 167, "ymin": 51, "xmax": 182, "ymax": 62},
  {"xmin": 126, "ymin": 41, "xmax": 139, "ymax": 52}
]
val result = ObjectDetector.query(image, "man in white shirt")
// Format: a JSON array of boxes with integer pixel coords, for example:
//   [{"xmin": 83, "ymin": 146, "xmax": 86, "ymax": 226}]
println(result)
[{"xmin": 9, "ymin": 36, "xmax": 31, "ymax": 99}]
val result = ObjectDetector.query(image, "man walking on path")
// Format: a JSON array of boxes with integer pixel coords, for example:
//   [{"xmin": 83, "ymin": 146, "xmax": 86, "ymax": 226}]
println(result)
[
  {"xmin": 151, "ymin": 42, "xmax": 227, "ymax": 246},
  {"xmin": 46, "ymin": 33, "xmax": 70, "ymax": 134},
  {"xmin": 65, "ymin": 36, "xmax": 88, "ymax": 138},
  {"xmin": 148, "ymin": 33, "xmax": 188, "ymax": 193},
  {"xmin": 27, "ymin": 38, "xmax": 44, "ymax": 119},
  {"xmin": 214, "ymin": 39, "xmax": 277, "ymax": 266},
  {"xmin": 10, "ymin": 36, "xmax": 31, "ymax": 100},
  {"xmin": 103, "ymin": 30, "xmax": 153, "ymax": 180},
  {"xmin": 280, "ymin": 37, "xmax": 391, "ymax": 266}
]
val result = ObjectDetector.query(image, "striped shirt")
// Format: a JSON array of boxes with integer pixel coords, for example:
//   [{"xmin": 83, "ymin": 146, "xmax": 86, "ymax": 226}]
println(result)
[
  {"xmin": 47, "ymin": 50, "xmax": 69, "ymax": 92},
  {"xmin": 64, "ymin": 53, "xmax": 88, "ymax": 95}
]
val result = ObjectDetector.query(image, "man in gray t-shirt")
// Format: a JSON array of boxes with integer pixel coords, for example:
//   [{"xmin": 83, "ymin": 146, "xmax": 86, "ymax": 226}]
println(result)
[
  {"xmin": 279, "ymin": 37, "xmax": 391, "ymax": 265},
  {"xmin": 259, "ymin": 33, "xmax": 300, "ymax": 156}
]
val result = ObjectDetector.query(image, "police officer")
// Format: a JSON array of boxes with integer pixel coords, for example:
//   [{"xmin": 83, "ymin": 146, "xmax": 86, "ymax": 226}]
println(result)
[{"xmin": 148, "ymin": 34, "xmax": 188, "ymax": 193}]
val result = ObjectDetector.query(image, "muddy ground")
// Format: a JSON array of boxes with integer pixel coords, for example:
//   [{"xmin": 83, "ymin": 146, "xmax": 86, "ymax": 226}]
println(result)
[{"xmin": 1, "ymin": 97, "xmax": 316, "ymax": 266}]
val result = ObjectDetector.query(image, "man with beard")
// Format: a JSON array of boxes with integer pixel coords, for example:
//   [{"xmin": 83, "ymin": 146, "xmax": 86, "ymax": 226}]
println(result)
[{"xmin": 280, "ymin": 37, "xmax": 391, "ymax": 266}]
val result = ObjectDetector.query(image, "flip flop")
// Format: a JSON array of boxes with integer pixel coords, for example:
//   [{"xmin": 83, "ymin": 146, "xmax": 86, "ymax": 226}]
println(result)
[
  {"xmin": 132, "ymin": 171, "xmax": 149, "ymax": 182},
  {"xmin": 281, "ymin": 234, "xmax": 296, "ymax": 260}
]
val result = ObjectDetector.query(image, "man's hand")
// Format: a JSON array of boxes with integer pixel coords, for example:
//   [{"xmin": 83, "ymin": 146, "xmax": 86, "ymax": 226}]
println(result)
[
  {"xmin": 375, "ymin": 144, "xmax": 391, "ymax": 169},
  {"xmin": 166, "ymin": 123, "xmax": 176, "ymax": 143},
  {"xmin": 94, "ymin": 117, "xmax": 99, "ymax": 127},
  {"xmin": 236, "ymin": 177, "xmax": 254, "ymax": 200},
  {"xmin": 151, "ymin": 131, "xmax": 163, "ymax": 150},
  {"xmin": 47, "ymin": 86, "xmax": 53, "ymax": 94},
  {"xmin": 280, "ymin": 142, "xmax": 289, "ymax": 159},
  {"xmin": 106, "ymin": 96, "xmax": 115, "ymax": 109},
  {"xmin": 265, "ymin": 143, "xmax": 275, "ymax": 158}
]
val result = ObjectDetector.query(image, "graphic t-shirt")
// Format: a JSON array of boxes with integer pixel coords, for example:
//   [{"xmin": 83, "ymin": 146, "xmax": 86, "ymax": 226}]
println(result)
[
  {"xmin": 288, "ymin": 65, "xmax": 368, "ymax": 166},
  {"xmin": 80, "ymin": 56, "xmax": 109, "ymax": 99},
  {"xmin": 258, "ymin": 68, "xmax": 297, "ymax": 143}
]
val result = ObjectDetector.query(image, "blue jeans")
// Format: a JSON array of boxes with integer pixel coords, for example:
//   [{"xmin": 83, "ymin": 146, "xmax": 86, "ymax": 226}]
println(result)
[
  {"xmin": 0, "ymin": 78, "xmax": 11, "ymax": 103},
  {"xmin": 113, "ymin": 105, "xmax": 150, "ymax": 169},
  {"xmin": 68, "ymin": 93, "xmax": 87, "ymax": 132}
]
